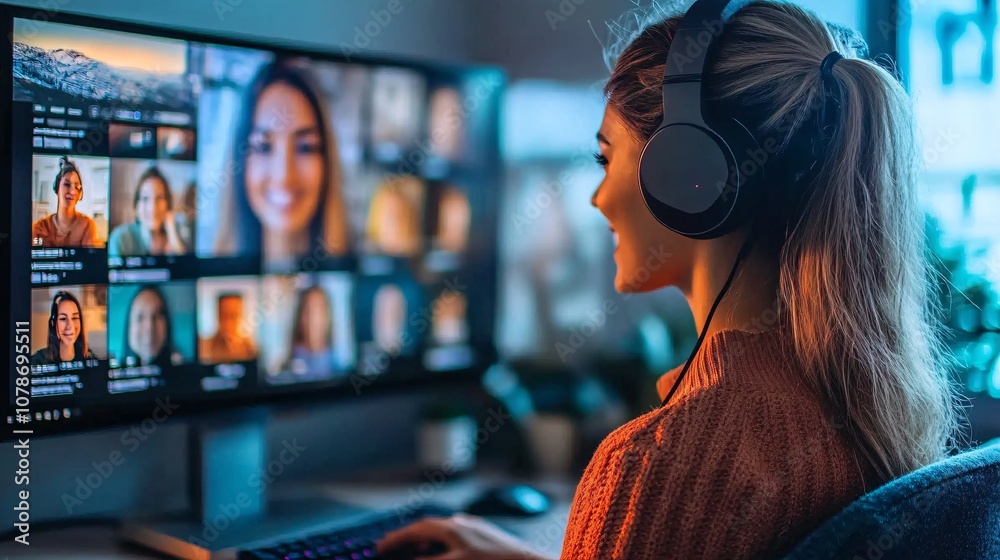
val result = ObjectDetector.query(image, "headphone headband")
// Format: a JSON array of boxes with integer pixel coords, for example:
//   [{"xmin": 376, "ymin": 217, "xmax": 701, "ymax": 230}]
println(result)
[
  {"xmin": 661, "ymin": 0, "xmax": 752, "ymax": 122},
  {"xmin": 649, "ymin": 0, "xmax": 761, "ymax": 407}
]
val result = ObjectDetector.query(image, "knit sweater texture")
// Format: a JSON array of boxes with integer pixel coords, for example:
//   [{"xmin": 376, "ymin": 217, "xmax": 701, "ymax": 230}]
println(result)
[{"xmin": 559, "ymin": 328, "xmax": 871, "ymax": 559}]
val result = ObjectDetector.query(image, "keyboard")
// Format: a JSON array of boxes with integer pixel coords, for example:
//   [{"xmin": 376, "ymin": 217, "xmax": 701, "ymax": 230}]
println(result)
[{"xmin": 237, "ymin": 504, "xmax": 454, "ymax": 560}]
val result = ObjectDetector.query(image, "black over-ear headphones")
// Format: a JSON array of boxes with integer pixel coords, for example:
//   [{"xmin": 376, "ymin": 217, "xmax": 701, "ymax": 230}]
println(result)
[
  {"xmin": 646, "ymin": 0, "xmax": 767, "ymax": 407},
  {"xmin": 638, "ymin": 0, "xmax": 762, "ymax": 240}
]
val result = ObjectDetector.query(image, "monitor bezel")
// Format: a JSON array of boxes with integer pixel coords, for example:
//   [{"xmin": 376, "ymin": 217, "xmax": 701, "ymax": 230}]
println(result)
[{"xmin": 0, "ymin": 2, "xmax": 503, "ymax": 441}]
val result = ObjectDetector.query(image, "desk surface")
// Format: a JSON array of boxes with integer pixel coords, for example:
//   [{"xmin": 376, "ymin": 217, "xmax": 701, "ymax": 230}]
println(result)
[{"xmin": 0, "ymin": 472, "xmax": 575, "ymax": 559}]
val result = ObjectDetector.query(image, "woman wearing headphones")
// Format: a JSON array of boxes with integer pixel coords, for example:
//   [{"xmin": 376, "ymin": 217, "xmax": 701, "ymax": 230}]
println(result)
[
  {"xmin": 32, "ymin": 156, "xmax": 100, "ymax": 248},
  {"xmin": 377, "ymin": 1, "xmax": 961, "ymax": 559},
  {"xmin": 31, "ymin": 291, "xmax": 98, "ymax": 366}
]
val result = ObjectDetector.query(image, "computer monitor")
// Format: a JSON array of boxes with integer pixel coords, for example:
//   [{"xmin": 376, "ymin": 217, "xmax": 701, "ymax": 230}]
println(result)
[
  {"xmin": 0, "ymin": 5, "xmax": 502, "ymax": 556},
  {"xmin": 0, "ymin": 9, "xmax": 502, "ymax": 443}
]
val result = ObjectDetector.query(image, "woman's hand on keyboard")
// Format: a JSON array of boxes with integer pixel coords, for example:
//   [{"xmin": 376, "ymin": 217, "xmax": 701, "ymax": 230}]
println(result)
[{"xmin": 375, "ymin": 513, "xmax": 553, "ymax": 560}]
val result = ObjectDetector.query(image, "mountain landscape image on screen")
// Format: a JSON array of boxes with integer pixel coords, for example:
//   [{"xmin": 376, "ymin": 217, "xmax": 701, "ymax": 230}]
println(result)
[{"xmin": 13, "ymin": 42, "xmax": 194, "ymax": 112}]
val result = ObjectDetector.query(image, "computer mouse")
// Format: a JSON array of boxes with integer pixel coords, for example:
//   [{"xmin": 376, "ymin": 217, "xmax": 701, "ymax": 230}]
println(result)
[{"xmin": 465, "ymin": 484, "xmax": 551, "ymax": 517}]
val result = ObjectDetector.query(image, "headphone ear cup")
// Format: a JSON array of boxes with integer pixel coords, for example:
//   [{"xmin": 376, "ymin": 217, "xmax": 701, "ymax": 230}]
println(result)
[
  {"xmin": 710, "ymin": 118, "xmax": 766, "ymax": 232},
  {"xmin": 639, "ymin": 120, "xmax": 763, "ymax": 240}
]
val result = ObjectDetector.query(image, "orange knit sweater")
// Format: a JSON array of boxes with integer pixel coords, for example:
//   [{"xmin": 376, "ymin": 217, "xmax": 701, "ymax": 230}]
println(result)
[{"xmin": 560, "ymin": 328, "xmax": 871, "ymax": 559}]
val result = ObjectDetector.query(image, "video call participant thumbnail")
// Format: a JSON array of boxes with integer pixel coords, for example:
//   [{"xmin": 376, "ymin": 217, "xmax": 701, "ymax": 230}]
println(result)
[
  {"xmin": 197, "ymin": 278, "xmax": 259, "ymax": 364},
  {"xmin": 365, "ymin": 175, "xmax": 425, "ymax": 257},
  {"xmin": 108, "ymin": 162, "xmax": 195, "ymax": 257},
  {"xmin": 259, "ymin": 274, "xmax": 354, "ymax": 384},
  {"xmin": 356, "ymin": 276, "xmax": 423, "ymax": 358},
  {"xmin": 157, "ymin": 127, "xmax": 197, "ymax": 161},
  {"xmin": 370, "ymin": 68, "xmax": 425, "ymax": 159},
  {"xmin": 427, "ymin": 87, "xmax": 465, "ymax": 161},
  {"xmin": 30, "ymin": 287, "xmax": 106, "ymax": 366},
  {"xmin": 109, "ymin": 124, "xmax": 157, "ymax": 159},
  {"xmin": 431, "ymin": 290, "xmax": 470, "ymax": 347},
  {"xmin": 108, "ymin": 283, "xmax": 196, "ymax": 369},
  {"xmin": 422, "ymin": 284, "xmax": 475, "ymax": 372},
  {"xmin": 31, "ymin": 155, "xmax": 108, "ymax": 248},
  {"xmin": 432, "ymin": 185, "xmax": 471, "ymax": 253},
  {"xmin": 213, "ymin": 59, "xmax": 350, "ymax": 271},
  {"xmin": 374, "ymin": 284, "xmax": 407, "ymax": 353}
]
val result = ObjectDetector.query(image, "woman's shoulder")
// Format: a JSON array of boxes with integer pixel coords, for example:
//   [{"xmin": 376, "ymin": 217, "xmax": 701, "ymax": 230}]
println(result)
[
  {"xmin": 591, "ymin": 384, "xmax": 738, "ymax": 456},
  {"xmin": 76, "ymin": 213, "xmax": 98, "ymax": 231},
  {"xmin": 32, "ymin": 214, "xmax": 54, "ymax": 232},
  {"xmin": 109, "ymin": 222, "xmax": 145, "ymax": 253},
  {"xmin": 586, "ymin": 383, "xmax": 865, "ymax": 526},
  {"xmin": 109, "ymin": 221, "xmax": 132, "ymax": 236},
  {"xmin": 563, "ymin": 386, "xmax": 864, "ymax": 558},
  {"xmin": 78, "ymin": 213, "xmax": 99, "ymax": 244},
  {"xmin": 30, "ymin": 348, "xmax": 50, "ymax": 365},
  {"xmin": 566, "ymin": 383, "xmax": 868, "ymax": 559},
  {"xmin": 594, "ymin": 379, "xmax": 845, "ymax": 465},
  {"xmin": 108, "ymin": 221, "xmax": 134, "ymax": 242}
]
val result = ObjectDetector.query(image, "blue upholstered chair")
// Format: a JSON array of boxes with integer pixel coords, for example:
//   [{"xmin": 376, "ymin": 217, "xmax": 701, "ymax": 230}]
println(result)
[{"xmin": 783, "ymin": 441, "xmax": 1000, "ymax": 560}]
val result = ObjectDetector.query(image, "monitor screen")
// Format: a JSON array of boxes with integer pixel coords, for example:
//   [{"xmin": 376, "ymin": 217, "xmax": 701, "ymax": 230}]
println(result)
[{"xmin": 2, "ymin": 11, "xmax": 502, "ymax": 437}]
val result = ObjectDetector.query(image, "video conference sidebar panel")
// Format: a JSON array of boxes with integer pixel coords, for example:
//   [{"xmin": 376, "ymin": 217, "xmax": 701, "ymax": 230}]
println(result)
[{"xmin": 6, "ymin": 17, "xmax": 501, "ymax": 427}]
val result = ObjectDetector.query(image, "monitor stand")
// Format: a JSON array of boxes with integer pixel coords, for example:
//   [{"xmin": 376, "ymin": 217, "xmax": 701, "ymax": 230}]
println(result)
[{"xmin": 118, "ymin": 408, "xmax": 375, "ymax": 560}]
